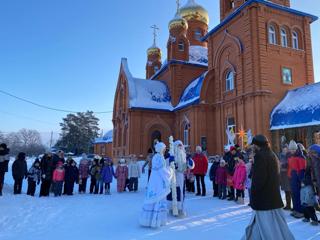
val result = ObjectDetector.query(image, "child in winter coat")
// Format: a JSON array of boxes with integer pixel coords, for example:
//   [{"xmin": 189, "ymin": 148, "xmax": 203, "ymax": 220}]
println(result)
[
  {"xmin": 52, "ymin": 162, "xmax": 65, "ymax": 197},
  {"xmin": 101, "ymin": 158, "xmax": 115, "ymax": 194},
  {"xmin": 27, "ymin": 159, "xmax": 41, "ymax": 196},
  {"xmin": 12, "ymin": 152, "xmax": 28, "ymax": 194},
  {"xmin": 128, "ymin": 156, "xmax": 141, "ymax": 192},
  {"xmin": 245, "ymin": 158, "xmax": 253, "ymax": 206},
  {"xmin": 215, "ymin": 159, "xmax": 228, "ymax": 199},
  {"xmin": 78, "ymin": 154, "xmax": 90, "ymax": 194},
  {"xmin": 89, "ymin": 158, "xmax": 99, "ymax": 194},
  {"xmin": 115, "ymin": 158, "xmax": 128, "ymax": 192},
  {"xmin": 209, "ymin": 158, "xmax": 220, "ymax": 197},
  {"xmin": 233, "ymin": 156, "xmax": 247, "ymax": 204},
  {"xmin": 64, "ymin": 159, "xmax": 79, "ymax": 195},
  {"xmin": 301, "ymin": 168, "xmax": 318, "ymax": 225}
]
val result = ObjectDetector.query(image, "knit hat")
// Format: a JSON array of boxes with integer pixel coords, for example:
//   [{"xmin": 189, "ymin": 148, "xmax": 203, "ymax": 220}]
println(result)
[
  {"xmin": 309, "ymin": 144, "xmax": 320, "ymax": 157},
  {"xmin": 288, "ymin": 140, "xmax": 298, "ymax": 151},
  {"xmin": 220, "ymin": 159, "xmax": 226, "ymax": 165},
  {"xmin": 119, "ymin": 158, "xmax": 126, "ymax": 164},
  {"xmin": 230, "ymin": 146, "xmax": 236, "ymax": 152},
  {"xmin": 252, "ymin": 135, "xmax": 269, "ymax": 147}
]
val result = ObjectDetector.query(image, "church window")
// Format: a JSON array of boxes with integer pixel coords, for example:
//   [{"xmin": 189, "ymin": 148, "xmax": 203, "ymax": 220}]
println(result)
[
  {"xmin": 154, "ymin": 65, "xmax": 159, "ymax": 72},
  {"xmin": 282, "ymin": 67, "xmax": 292, "ymax": 84},
  {"xmin": 280, "ymin": 28, "xmax": 288, "ymax": 47},
  {"xmin": 227, "ymin": 117, "xmax": 236, "ymax": 135},
  {"xmin": 268, "ymin": 25, "xmax": 277, "ymax": 45},
  {"xmin": 230, "ymin": 1, "xmax": 235, "ymax": 9},
  {"xmin": 194, "ymin": 29, "xmax": 202, "ymax": 41},
  {"xmin": 226, "ymin": 70, "xmax": 234, "ymax": 91},
  {"xmin": 178, "ymin": 41, "xmax": 185, "ymax": 51},
  {"xmin": 292, "ymin": 31, "xmax": 299, "ymax": 49}
]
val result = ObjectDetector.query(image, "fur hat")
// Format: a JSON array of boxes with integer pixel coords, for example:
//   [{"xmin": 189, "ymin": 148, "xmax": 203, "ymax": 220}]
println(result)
[
  {"xmin": 119, "ymin": 158, "xmax": 126, "ymax": 164},
  {"xmin": 220, "ymin": 159, "xmax": 226, "ymax": 165},
  {"xmin": 288, "ymin": 140, "xmax": 298, "ymax": 151},
  {"xmin": 155, "ymin": 142, "xmax": 166, "ymax": 153},
  {"xmin": 252, "ymin": 135, "xmax": 269, "ymax": 147},
  {"xmin": 196, "ymin": 146, "xmax": 202, "ymax": 152}
]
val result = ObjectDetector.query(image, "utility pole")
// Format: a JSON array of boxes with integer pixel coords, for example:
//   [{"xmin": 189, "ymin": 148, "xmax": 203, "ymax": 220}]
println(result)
[{"xmin": 50, "ymin": 131, "xmax": 53, "ymax": 149}]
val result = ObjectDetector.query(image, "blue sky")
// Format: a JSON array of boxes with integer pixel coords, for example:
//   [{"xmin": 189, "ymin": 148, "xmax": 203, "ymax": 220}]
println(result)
[{"xmin": 0, "ymin": 0, "xmax": 319, "ymax": 141}]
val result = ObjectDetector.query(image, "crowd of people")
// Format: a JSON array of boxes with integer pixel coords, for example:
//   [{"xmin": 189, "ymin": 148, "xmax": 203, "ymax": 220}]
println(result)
[
  {"xmin": 0, "ymin": 145, "xmax": 141, "ymax": 197},
  {"xmin": 2, "ymin": 131, "xmax": 320, "ymax": 238}
]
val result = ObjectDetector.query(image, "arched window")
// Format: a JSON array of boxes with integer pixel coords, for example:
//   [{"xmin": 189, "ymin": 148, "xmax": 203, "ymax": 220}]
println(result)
[
  {"xmin": 184, "ymin": 123, "xmax": 190, "ymax": 146},
  {"xmin": 281, "ymin": 28, "xmax": 288, "ymax": 47},
  {"xmin": 268, "ymin": 25, "xmax": 276, "ymax": 45},
  {"xmin": 226, "ymin": 70, "xmax": 234, "ymax": 91},
  {"xmin": 178, "ymin": 41, "xmax": 184, "ymax": 51},
  {"xmin": 154, "ymin": 65, "xmax": 159, "ymax": 72},
  {"xmin": 292, "ymin": 31, "xmax": 299, "ymax": 49},
  {"xmin": 194, "ymin": 29, "xmax": 202, "ymax": 41}
]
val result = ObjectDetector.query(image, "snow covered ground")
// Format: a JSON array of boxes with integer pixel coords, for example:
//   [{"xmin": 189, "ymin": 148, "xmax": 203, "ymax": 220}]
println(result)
[{"xmin": 1, "ymin": 159, "xmax": 320, "ymax": 240}]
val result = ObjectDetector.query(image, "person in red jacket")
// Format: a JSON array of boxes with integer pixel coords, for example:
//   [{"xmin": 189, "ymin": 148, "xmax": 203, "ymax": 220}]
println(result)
[
  {"xmin": 193, "ymin": 146, "xmax": 208, "ymax": 196},
  {"xmin": 52, "ymin": 162, "xmax": 65, "ymax": 197}
]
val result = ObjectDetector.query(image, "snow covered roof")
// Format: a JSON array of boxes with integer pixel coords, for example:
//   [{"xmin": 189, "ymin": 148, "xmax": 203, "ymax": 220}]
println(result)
[
  {"xmin": 175, "ymin": 72, "xmax": 207, "ymax": 110},
  {"xmin": 121, "ymin": 58, "xmax": 207, "ymax": 112},
  {"xmin": 189, "ymin": 45, "xmax": 208, "ymax": 66},
  {"xmin": 270, "ymin": 83, "xmax": 320, "ymax": 130},
  {"xmin": 121, "ymin": 58, "xmax": 174, "ymax": 111},
  {"xmin": 94, "ymin": 130, "xmax": 113, "ymax": 144}
]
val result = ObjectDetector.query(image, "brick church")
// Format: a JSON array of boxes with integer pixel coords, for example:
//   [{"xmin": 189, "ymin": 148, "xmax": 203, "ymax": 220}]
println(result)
[{"xmin": 112, "ymin": 0, "xmax": 318, "ymax": 159}]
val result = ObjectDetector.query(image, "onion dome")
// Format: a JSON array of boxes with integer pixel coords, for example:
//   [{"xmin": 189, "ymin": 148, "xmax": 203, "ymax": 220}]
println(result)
[
  {"xmin": 147, "ymin": 43, "xmax": 162, "ymax": 57},
  {"xmin": 169, "ymin": 13, "xmax": 188, "ymax": 31},
  {"xmin": 180, "ymin": 0, "xmax": 209, "ymax": 25}
]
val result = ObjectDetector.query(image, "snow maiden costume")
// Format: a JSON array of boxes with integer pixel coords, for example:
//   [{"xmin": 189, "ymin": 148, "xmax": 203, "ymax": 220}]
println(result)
[
  {"xmin": 242, "ymin": 135, "xmax": 294, "ymax": 240},
  {"xmin": 139, "ymin": 142, "xmax": 173, "ymax": 228}
]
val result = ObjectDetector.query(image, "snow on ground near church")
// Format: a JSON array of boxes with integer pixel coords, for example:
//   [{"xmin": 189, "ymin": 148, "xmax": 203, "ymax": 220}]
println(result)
[{"xmin": 1, "ymin": 159, "xmax": 320, "ymax": 240}]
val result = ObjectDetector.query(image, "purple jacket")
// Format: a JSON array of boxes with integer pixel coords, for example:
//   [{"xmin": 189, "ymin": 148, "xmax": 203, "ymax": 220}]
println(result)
[
  {"xmin": 101, "ymin": 165, "xmax": 115, "ymax": 183},
  {"xmin": 79, "ymin": 159, "xmax": 90, "ymax": 178},
  {"xmin": 215, "ymin": 166, "xmax": 227, "ymax": 185}
]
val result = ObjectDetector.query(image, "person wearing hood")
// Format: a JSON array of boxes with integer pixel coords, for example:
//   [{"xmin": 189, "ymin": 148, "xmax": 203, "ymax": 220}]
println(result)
[
  {"xmin": 139, "ymin": 142, "xmax": 173, "ymax": 228},
  {"xmin": 78, "ymin": 154, "xmax": 90, "ymax": 194},
  {"xmin": 193, "ymin": 146, "xmax": 208, "ymax": 196},
  {"xmin": 233, "ymin": 155, "xmax": 247, "ymax": 204},
  {"xmin": 115, "ymin": 158, "xmax": 128, "ymax": 193},
  {"xmin": 12, "ymin": 152, "xmax": 28, "ymax": 194},
  {"xmin": 26, "ymin": 158, "xmax": 41, "ymax": 196},
  {"xmin": 0, "ymin": 143, "xmax": 10, "ymax": 196},
  {"xmin": 101, "ymin": 157, "xmax": 115, "ymax": 195},
  {"xmin": 287, "ymin": 140, "xmax": 307, "ymax": 218},
  {"xmin": 279, "ymin": 144, "xmax": 292, "ymax": 210},
  {"xmin": 64, "ymin": 159, "xmax": 79, "ymax": 195},
  {"xmin": 242, "ymin": 135, "xmax": 294, "ymax": 240},
  {"xmin": 39, "ymin": 153, "xmax": 54, "ymax": 197}
]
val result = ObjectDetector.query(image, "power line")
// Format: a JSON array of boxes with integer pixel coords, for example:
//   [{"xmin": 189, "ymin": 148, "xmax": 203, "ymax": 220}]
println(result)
[
  {"xmin": 0, "ymin": 110, "xmax": 57, "ymax": 126},
  {"xmin": 0, "ymin": 89, "xmax": 113, "ymax": 114}
]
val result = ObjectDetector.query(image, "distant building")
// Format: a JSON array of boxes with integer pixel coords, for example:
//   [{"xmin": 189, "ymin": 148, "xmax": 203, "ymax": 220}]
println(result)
[
  {"xmin": 93, "ymin": 130, "xmax": 113, "ymax": 158},
  {"xmin": 112, "ymin": 0, "xmax": 318, "ymax": 159},
  {"xmin": 270, "ymin": 83, "xmax": 320, "ymax": 152}
]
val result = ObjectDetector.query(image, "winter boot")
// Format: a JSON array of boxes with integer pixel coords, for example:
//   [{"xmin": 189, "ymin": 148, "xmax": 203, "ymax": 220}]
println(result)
[
  {"xmin": 311, "ymin": 220, "xmax": 319, "ymax": 226},
  {"xmin": 302, "ymin": 218, "xmax": 310, "ymax": 222},
  {"xmin": 0, "ymin": 183, "xmax": 3, "ymax": 196}
]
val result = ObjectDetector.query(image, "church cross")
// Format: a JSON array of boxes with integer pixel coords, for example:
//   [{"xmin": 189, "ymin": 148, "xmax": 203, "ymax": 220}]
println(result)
[{"xmin": 150, "ymin": 24, "xmax": 159, "ymax": 46}]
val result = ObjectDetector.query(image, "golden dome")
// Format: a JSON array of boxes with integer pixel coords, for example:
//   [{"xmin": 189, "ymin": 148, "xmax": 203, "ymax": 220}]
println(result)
[
  {"xmin": 169, "ymin": 14, "xmax": 188, "ymax": 31},
  {"xmin": 147, "ymin": 44, "xmax": 162, "ymax": 57},
  {"xmin": 180, "ymin": 0, "xmax": 209, "ymax": 25}
]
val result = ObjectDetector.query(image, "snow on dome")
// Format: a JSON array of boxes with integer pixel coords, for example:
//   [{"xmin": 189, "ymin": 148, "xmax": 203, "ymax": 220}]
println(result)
[
  {"xmin": 121, "ymin": 58, "xmax": 174, "ymax": 111},
  {"xmin": 189, "ymin": 45, "xmax": 208, "ymax": 65},
  {"xmin": 270, "ymin": 82, "xmax": 320, "ymax": 130},
  {"xmin": 175, "ymin": 72, "xmax": 207, "ymax": 110}
]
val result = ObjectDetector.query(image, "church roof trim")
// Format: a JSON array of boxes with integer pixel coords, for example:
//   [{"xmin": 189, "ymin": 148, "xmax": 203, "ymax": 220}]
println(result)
[
  {"xmin": 270, "ymin": 82, "xmax": 320, "ymax": 130},
  {"xmin": 202, "ymin": 0, "xmax": 318, "ymax": 41},
  {"xmin": 120, "ymin": 58, "xmax": 207, "ymax": 112},
  {"xmin": 151, "ymin": 59, "xmax": 207, "ymax": 80}
]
